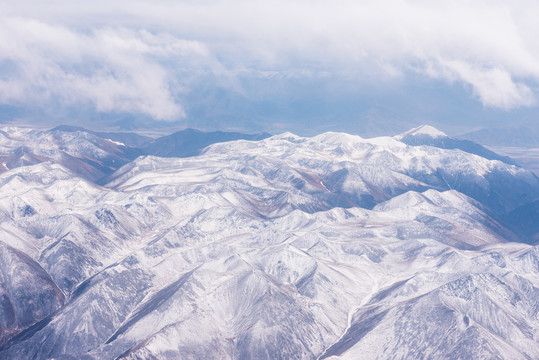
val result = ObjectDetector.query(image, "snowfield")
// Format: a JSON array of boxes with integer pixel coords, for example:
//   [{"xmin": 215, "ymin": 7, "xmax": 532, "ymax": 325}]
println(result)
[{"xmin": 0, "ymin": 126, "xmax": 537, "ymax": 359}]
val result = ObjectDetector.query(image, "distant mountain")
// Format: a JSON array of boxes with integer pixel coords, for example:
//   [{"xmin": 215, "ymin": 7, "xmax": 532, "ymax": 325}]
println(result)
[
  {"xmin": 459, "ymin": 125, "xmax": 539, "ymax": 147},
  {"xmin": 49, "ymin": 125, "xmax": 272, "ymax": 155},
  {"xmin": 396, "ymin": 124, "xmax": 516, "ymax": 164},
  {"xmin": 48, "ymin": 125, "xmax": 153, "ymax": 148},
  {"xmin": 396, "ymin": 124, "xmax": 448, "ymax": 138},
  {"xmin": 142, "ymin": 128, "xmax": 271, "ymax": 157}
]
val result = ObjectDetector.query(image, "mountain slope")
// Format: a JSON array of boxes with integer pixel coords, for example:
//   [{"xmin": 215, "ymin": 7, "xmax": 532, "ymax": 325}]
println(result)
[
  {"xmin": 396, "ymin": 124, "xmax": 516, "ymax": 164},
  {"xmin": 0, "ymin": 127, "xmax": 143, "ymax": 181},
  {"xmin": 0, "ymin": 127, "xmax": 537, "ymax": 359},
  {"xmin": 48, "ymin": 125, "xmax": 153, "ymax": 148}
]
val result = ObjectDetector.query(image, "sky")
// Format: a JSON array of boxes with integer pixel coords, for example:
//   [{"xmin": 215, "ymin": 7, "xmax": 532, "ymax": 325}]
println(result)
[{"xmin": 0, "ymin": 0, "xmax": 538, "ymax": 136}]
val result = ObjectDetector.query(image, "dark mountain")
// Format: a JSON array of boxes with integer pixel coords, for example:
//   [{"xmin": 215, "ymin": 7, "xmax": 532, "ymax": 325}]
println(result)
[
  {"xmin": 459, "ymin": 125, "xmax": 539, "ymax": 147},
  {"xmin": 505, "ymin": 199, "xmax": 539, "ymax": 244},
  {"xmin": 142, "ymin": 128, "xmax": 271, "ymax": 157}
]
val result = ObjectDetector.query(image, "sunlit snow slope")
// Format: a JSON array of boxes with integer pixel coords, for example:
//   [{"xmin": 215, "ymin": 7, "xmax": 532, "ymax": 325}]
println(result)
[{"xmin": 0, "ymin": 127, "xmax": 537, "ymax": 359}]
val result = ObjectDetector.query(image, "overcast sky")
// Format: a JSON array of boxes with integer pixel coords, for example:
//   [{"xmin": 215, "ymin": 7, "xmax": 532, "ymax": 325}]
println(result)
[{"xmin": 0, "ymin": 0, "xmax": 538, "ymax": 135}]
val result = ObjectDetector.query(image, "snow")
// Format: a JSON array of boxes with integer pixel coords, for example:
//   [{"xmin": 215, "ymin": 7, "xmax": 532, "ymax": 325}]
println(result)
[
  {"xmin": 0, "ymin": 126, "xmax": 537, "ymax": 360},
  {"xmin": 269, "ymin": 132, "xmax": 304, "ymax": 141},
  {"xmin": 0, "ymin": 127, "xmax": 138, "ymax": 182},
  {"xmin": 395, "ymin": 124, "xmax": 448, "ymax": 139},
  {"xmin": 105, "ymin": 138, "xmax": 125, "ymax": 147}
]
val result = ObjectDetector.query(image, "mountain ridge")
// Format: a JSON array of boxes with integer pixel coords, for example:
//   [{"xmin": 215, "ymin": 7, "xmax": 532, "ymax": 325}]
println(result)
[{"xmin": 0, "ymin": 125, "xmax": 537, "ymax": 359}]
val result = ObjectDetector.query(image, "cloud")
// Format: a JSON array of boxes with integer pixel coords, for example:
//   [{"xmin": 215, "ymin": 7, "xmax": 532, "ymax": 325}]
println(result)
[
  {"xmin": 1, "ymin": 0, "xmax": 539, "ymax": 119},
  {"xmin": 0, "ymin": 18, "xmax": 209, "ymax": 120},
  {"xmin": 426, "ymin": 60, "xmax": 535, "ymax": 110}
]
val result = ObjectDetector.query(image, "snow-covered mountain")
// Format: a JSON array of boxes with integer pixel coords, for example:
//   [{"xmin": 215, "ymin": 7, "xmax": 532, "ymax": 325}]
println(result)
[
  {"xmin": 0, "ymin": 126, "xmax": 537, "ymax": 359},
  {"xmin": 396, "ymin": 124, "xmax": 516, "ymax": 164},
  {"xmin": 0, "ymin": 126, "xmax": 143, "ymax": 181},
  {"xmin": 0, "ymin": 126, "xmax": 271, "ymax": 182},
  {"xmin": 49, "ymin": 125, "xmax": 153, "ymax": 148}
]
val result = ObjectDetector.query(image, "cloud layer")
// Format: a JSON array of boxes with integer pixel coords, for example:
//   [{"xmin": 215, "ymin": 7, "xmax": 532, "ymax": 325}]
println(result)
[
  {"xmin": 0, "ymin": 19, "xmax": 208, "ymax": 120},
  {"xmin": 1, "ymin": 0, "xmax": 538, "ymax": 121}
]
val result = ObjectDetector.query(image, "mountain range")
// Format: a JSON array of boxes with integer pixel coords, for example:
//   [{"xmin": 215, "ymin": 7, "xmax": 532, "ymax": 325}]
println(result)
[
  {"xmin": 0, "ymin": 124, "xmax": 537, "ymax": 359},
  {"xmin": 0, "ymin": 126, "xmax": 270, "ymax": 182}
]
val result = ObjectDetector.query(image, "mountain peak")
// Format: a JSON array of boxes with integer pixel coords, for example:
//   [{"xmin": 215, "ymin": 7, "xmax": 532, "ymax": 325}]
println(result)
[
  {"xmin": 312, "ymin": 131, "xmax": 364, "ymax": 144},
  {"xmin": 48, "ymin": 125, "xmax": 89, "ymax": 133},
  {"xmin": 270, "ymin": 132, "xmax": 303, "ymax": 141},
  {"xmin": 396, "ymin": 125, "xmax": 447, "ymax": 139}
]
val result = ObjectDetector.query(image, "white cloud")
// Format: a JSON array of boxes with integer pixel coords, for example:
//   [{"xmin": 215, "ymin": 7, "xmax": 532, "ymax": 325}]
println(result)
[
  {"xmin": 430, "ymin": 60, "xmax": 535, "ymax": 110},
  {"xmin": 1, "ymin": 0, "xmax": 539, "ymax": 116},
  {"xmin": 0, "ymin": 19, "xmax": 209, "ymax": 120}
]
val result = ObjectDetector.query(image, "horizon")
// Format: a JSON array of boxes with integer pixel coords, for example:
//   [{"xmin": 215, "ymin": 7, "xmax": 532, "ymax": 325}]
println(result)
[
  {"xmin": 0, "ymin": 121, "xmax": 499, "ymax": 139},
  {"xmin": 0, "ymin": 1, "xmax": 538, "ymax": 136}
]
